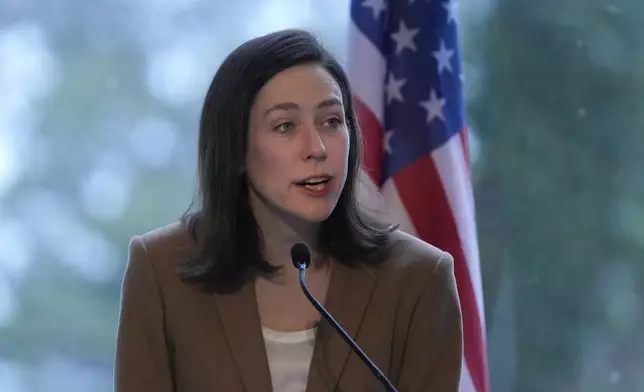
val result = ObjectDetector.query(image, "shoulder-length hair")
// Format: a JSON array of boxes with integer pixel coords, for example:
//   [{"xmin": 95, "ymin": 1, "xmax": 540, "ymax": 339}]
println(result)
[{"xmin": 180, "ymin": 29, "xmax": 396, "ymax": 294}]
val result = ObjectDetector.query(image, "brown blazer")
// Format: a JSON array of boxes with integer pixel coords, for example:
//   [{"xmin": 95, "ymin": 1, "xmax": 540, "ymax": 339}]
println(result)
[{"xmin": 114, "ymin": 221, "xmax": 463, "ymax": 392}]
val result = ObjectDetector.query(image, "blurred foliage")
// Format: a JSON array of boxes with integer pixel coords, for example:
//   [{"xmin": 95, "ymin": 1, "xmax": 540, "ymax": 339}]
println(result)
[{"xmin": 467, "ymin": 0, "xmax": 644, "ymax": 391}]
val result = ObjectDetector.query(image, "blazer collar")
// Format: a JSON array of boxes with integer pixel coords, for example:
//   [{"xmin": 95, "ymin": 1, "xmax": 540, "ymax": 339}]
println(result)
[
  {"xmin": 306, "ymin": 261, "xmax": 377, "ymax": 392},
  {"xmin": 214, "ymin": 278, "xmax": 273, "ymax": 392},
  {"xmin": 214, "ymin": 261, "xmax": 377, "ymax": 392}
]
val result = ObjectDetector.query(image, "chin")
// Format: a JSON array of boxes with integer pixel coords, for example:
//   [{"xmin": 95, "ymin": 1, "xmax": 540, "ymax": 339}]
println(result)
[
  {"xmin": 288, "ymin": 200, "xmax": 339, "ymax": 223},
  {"xmin": 292, "ymin": 208, "xmax": 334, "ymax": 223}
]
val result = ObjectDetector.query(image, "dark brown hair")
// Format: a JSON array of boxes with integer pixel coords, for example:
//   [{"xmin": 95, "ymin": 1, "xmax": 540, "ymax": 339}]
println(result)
[{"xmin": 180, "ymin": 29, "xmax": 396, "ymax": 294}]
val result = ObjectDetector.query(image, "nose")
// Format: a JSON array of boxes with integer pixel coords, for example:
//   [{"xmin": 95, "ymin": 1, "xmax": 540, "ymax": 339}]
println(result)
[{"xmin": 301, "ymin": 125, "xmax": 327, "ymax": 161}]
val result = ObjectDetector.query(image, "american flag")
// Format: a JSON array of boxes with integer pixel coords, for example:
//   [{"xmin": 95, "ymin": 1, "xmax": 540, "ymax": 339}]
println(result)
[{"xmin": 348, "ymin": 0, "xmax": 488, "ymax": 391}]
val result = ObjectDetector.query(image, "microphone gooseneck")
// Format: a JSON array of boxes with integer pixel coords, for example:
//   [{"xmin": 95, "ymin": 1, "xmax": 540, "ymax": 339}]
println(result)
[{"xmin": 290, "ymin": 243, "xmax": 399, "ymax": 392}]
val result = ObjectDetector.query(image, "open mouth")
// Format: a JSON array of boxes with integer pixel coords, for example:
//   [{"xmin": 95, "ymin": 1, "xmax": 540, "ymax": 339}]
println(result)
[{"xmin": 294, "ymin": 176, "xmax": 333, "ymax": 191}]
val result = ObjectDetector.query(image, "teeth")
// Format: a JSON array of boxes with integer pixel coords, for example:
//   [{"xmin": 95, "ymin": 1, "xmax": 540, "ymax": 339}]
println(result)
[
  {"xmin": 304, "ymin": 183, "xmax": 325, "ymax": 190},
  {"xmin": 299, "ymin": 177, "xmax": 329, "ymax": 185}
]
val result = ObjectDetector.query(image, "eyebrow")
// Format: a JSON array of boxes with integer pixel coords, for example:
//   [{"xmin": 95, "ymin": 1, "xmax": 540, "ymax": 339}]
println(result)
[{"xmin": 263, "ymin": 98, "xmax": 343, "ymax": 117}]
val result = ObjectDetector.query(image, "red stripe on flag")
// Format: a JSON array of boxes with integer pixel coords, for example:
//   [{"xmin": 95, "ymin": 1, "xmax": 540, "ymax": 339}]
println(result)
[
  {"xmin": 355, "ymin": 97, "xmax": 383, "ymax": 185},
  {"xmin": 459, "ymin": 129, "xmax": 472, "ymax": 178},
  {"xmin": 392, "ymin": 155, "xmax": 488, "ymax": 392}
]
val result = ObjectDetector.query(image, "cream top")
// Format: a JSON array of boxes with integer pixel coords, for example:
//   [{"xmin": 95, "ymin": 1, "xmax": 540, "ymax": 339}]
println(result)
[{"xmin": 262, "ymin": 326, "xmax": 317, "ymax": 392}]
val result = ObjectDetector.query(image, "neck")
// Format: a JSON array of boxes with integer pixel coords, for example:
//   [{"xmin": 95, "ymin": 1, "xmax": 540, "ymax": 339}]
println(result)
[
  {"xmin": 249, "ymin": 193, "xmax": 323, "ymax": 274},
  {"xmin": 261, "ymin": 216, "xmax": 320, "ymax": 269}
]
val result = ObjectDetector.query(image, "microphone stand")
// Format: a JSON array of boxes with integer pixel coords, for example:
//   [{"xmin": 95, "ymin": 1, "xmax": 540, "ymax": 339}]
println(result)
[{"xmin": 294, "ymin": 263, "xmax": 399, "ymax": 392}]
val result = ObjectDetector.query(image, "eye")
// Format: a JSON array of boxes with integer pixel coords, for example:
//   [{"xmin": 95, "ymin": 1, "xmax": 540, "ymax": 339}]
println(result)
[
  {"xmin": 274, "ymin": 121, "xmax": 295, "ymax": 133},
  {"xmin": 323, "ymin": 116, "xmax": 344, "ymax": 129}
]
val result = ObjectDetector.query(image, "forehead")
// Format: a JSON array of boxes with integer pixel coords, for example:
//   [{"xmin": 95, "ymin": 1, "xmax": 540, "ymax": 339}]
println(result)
[{"xmin": 254, "ymin": 63, "xmax": 343, "ymax": 107}]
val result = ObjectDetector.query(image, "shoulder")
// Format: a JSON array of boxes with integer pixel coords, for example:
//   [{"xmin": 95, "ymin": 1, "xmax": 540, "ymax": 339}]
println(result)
[
  {"xmin": 369, "ymin": 229, "xmax": 456, "ymax": 295},
  {"xmin": 125, "ymin": 220, "xmax": 195, "ymax": 286},
  {"xmin": 134, "ymin": 220, "xmax": 193, "ymax": 252},
  {"xmin": 382, "ymin": 229, "xmax": 454, "ymax": 275},
  {"xmin": 129, "ymin": 220, "xmax": 195, "ymax": 264}
]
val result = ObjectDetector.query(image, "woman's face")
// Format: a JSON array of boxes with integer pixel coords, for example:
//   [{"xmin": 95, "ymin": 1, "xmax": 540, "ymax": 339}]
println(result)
[{"xmin": 245, "ymin": 63, "xmax": 350, "ymax": 224}]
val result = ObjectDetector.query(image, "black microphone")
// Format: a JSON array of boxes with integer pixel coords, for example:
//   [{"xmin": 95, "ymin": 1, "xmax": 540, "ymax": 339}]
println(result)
[{"xmin": 290, "ymin": 243, "xmax": 399, "ymax": 392}]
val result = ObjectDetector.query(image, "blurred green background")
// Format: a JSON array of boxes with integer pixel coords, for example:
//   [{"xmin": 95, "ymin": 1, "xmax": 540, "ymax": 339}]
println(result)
[{"xmin": 0, "ymin": 0, "xmax": 642, "ymax": 391}]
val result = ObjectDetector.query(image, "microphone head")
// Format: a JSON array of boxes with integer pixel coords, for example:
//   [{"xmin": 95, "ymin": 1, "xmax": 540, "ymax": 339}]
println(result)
[{"xmin": 290, "ymin": 243, "xmax": 311, "ymax": 270}]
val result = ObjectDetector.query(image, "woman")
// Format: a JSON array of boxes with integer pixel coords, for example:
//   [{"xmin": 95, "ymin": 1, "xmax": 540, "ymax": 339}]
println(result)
[{"xmin": 114, "ymin": 29, "xmax": 463, "ymax": 391}]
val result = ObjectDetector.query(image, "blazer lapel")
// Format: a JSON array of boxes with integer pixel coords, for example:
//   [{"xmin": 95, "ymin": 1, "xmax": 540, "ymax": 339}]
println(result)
[
  {"xmin": 306, "ymin": 262, "xmax": 376, "ymax": 392},
  {"xmin": 214, "ymin": 281, "xmax": 273, "ymax": 392}
]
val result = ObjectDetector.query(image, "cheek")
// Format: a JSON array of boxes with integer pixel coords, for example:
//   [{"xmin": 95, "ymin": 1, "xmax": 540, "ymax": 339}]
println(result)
[
  {"xmin": 246, "ymin": 138, "xmax": 266, "ymax": 179},
  {"xmin": 337, "ymin": 131, "xmax": 351, "ymax": 167},
  {"xmin": 246, "ymin": 142, "xmax": 289, "ymax": 195},
  {"xmin": 344, "ymin": 133, "xmax": 351, "ymax": 159}
]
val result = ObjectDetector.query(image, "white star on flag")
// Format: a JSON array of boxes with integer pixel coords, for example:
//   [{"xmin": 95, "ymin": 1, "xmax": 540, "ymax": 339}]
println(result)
[
  {"xmin": 385, "ymin": 73, "xmax": 406, "ymax": 104},
  {"xmin": 419, "ymin": 89, "xmax": 446, "ymax": 123},
  {"xmin": 391, "ymin": 21, "xmax": 420, "ymax": 55},
  {"xmin": 383, "ymin": 130, "xmax": 394, "ymax": 154},
  {"xmin": 443, "ymin": 0, "xmax": 458, "ymax": 24},
  {"xmin": 432, "ymin": 40, "xmax": 454, "ymax": 74},
  {"xmin": 362, "ymin": 0, "xmax": 386, "ymax": 20}
]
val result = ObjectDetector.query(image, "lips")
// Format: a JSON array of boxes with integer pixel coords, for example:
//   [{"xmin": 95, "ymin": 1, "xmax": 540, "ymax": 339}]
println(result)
[
  {"xmin": 294, "ymin": 175, "xmax": 333, "ymax": 186},
  {"xmin": 294, "ymin": 175, "xmax": 334, "ymax": 197}
]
